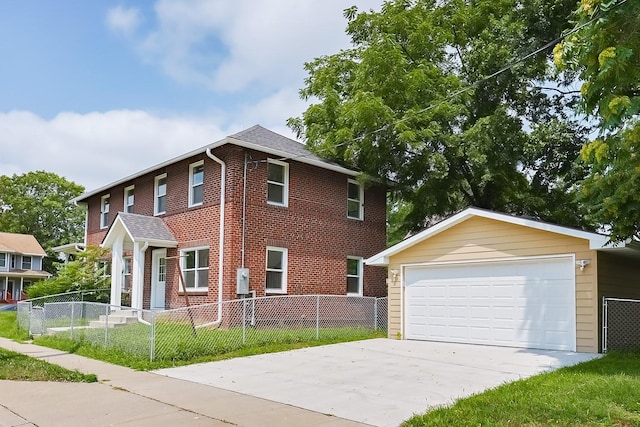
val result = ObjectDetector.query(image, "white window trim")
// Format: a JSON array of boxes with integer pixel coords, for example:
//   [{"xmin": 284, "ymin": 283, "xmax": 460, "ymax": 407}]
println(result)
[
  {"xmin": 124, "ymin": 185, "xmax": 135, "ymax": 214},
  {"xmin": 0, "ymin": 252, "xmax": 6, "ymax": 269},
  {"xmin": 188, "ymin": 160, "xmax": 204, "ymax": 208},
  {"xmin": 180, "ymin": 246, "xmax": 209, "ymax": 292},
  {"xmin": 347, "ymin": 179, "xmax": 364, "ymax": 220},
  {"xmin": 265, "ymin": 246, "xmax": 288, "ymax": 294},
  {"xmin": 346, "ymin": 256, "xmax": 363, "ymax": 296},
  {"xmin": 100, "ymin": 194, "xmax": 110, "ymax": 229},
  {"xmin": 267, "ymin": 159, "xmax": 289, "ymax": 207},
  {"xmin": 21, "ymin": 256, "xmax": 32, "ymax": 270},
  {"xmin": 154, "ymin": 174, "xmax": 167, "ymax": 216}
]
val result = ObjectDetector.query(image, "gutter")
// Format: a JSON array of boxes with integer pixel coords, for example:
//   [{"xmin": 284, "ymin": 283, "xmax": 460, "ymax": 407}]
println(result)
[{"xmin": 204, "ymin": 148, "xmax": 226, "ymax": 326}]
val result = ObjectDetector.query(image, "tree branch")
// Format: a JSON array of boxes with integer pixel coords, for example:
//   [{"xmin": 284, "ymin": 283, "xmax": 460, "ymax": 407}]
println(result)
[{"xmin": 534, "ymin": 86, "xmax": 581, "ymax": 96}]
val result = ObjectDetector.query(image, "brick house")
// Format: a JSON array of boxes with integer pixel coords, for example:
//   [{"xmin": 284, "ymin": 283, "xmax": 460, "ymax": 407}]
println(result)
[
  {"xmin": 73, "ymin": 125, "xmax": 387, "ymax": 310},
  {"xmin": 0, "ymin": 232, "xmax": 51, "ymax": 303}
]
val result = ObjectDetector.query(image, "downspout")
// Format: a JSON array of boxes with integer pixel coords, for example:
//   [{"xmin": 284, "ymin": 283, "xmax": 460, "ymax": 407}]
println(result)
[
  {"xmin": 205, "ymin": 148, "xmax": 225, "ymax": 325},
  {"xmin": 242, "ymin": 152, "xmax": 248, "ymax": 269}
]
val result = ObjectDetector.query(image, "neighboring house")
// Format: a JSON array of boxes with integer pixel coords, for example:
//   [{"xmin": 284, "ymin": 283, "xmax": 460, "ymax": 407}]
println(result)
[
  {"xmin": 367, "ymin": 207, "xmax": 640, "ymax": 354},
  {"xmin": 73, "ymin": 125, "xmax": 387, "ymax": 311},
  {"xmin": 0, "ymin": 232, "xmax": 51, "ymax": 303}
]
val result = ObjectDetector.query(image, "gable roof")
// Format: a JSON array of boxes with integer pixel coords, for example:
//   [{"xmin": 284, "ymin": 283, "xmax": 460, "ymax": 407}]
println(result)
[
  {"xmin": 74, "ymin": 125, "xmax": 357, "ymax": 203},
  {"xmin": 102, "ymin": 213, "xmax": 178, "ymax": 249},
  {"xmin": 366, "ymin": 207, "xmax": 629, "ymax": 266},
  {"xmin": 0, "ymin": 232, "xmax": 47, "ymax": 256}
]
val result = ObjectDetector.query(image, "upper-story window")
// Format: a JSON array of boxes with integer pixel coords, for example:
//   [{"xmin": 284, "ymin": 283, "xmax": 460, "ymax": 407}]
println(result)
[
  {"xmin": 265, "ymin": 246, "xmax": 287, "ymax": 293},
  {"xmin": 346, "ymin": 256, "xmax": 363, "ymax": 296},
  {"xmin": 0, "ymin": 253, "xmax": 6, "ymax": 269},
  {"xmin": 124, "ymin": 186, "xmax": 135, "ymax": 214},
  {"xmin": 267, "ymin": 159, "xmax": 289, "ymax": 207},
  {"xmin": 181, "ymin": 247, "xmax": 209, "ymax": 290},
  {"xmin": 189, "ymin": 161, "xmax": 204, "ymax": 207},
  {"xmin": 347, "ymin": 179, "xmax": 364, "ymax": 220},
  {"xmin": 154, "ymin": 174, "xmax": 167, "ymax": 215},
  {"xmin": 21, "ymin": 256, "xmax": 32, "ymax": 270},
  {"xmin": 100, "ymin": 194, "xmax": 110, "ymax": 229},
  {"xmin": 10, "ymin": 255, "xmax": 16, "ymax": 269}
]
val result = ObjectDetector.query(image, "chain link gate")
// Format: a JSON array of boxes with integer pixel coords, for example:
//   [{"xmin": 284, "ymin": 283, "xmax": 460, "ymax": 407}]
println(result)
[{"xmin": 602, "ymin": 297, "xmax": 640, "ymax": 352}]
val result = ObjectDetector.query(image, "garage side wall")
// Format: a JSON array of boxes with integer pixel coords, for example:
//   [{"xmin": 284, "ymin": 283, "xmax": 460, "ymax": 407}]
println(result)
[{"xmin": 386, "ymin": 216, "xmax": 599, "ymax": 352}]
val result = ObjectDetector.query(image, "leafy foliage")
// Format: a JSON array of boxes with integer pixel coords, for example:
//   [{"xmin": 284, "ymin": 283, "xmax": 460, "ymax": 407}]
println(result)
[
  {"xmin": 555, "ymin": 0, "xmax": 640, "ymax": 242},
  {"xmin": 0, "ymin": 171, "xmax": 85, "ymax": 271},
  {"xmin": 26, "ymin": 246, "xmax": 110, "ymax": 299},
  {"xmin": 290, "ymin": 0, "xmax": 592, "ymax": 234}
]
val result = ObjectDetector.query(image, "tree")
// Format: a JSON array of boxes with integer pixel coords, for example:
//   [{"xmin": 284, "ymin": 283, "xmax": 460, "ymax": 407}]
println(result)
[
  {"xmin": 0, "ymin": 171, "xmax": 85, "ymax": 272},
  {"xmin": 289, "ymin": 0, "xmax": 592, "ymax": 235},
  {"xmin": 555, "ymin": 0, "xmax": 640, "ymax": 242},
  {"xmin": 26, "ymin": 245, "xmax": 110, "ymax": 300}
]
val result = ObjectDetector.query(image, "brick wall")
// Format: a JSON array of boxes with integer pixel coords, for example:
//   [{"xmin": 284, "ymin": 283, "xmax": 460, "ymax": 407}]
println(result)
[{"xmin": 82, "ymin": 144, "xmax": 387, "ymax": 309}]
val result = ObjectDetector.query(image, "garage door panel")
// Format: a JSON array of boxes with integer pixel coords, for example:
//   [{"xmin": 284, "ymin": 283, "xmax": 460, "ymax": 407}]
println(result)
[{"xmin": 404, "ymin": 257, "xmax": 576, "ymax": 351}]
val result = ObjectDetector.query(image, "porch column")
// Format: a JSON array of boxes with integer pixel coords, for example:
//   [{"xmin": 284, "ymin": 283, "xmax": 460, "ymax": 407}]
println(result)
[
  {"xmin": 110, "ymin": 234, "xmax": 124, "ymax": 307},
  {"xmin": 131, "ymin": 241, "xmax": 148, "ymax": 310}
]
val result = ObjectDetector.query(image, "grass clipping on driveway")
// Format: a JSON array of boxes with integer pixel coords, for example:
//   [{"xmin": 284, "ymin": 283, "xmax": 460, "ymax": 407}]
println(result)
[
  {"xmin": 403, "ymin": 351, "xmax": 640, "ymax": 427},
  {"xmin": 0, "ymin": 348, "xmax": 97, "ymax": 382}
]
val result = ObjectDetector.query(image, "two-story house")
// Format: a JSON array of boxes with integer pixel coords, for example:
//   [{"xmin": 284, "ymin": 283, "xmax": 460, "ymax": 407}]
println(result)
[
  {"xmin": 0, "ymin": 232, "xmax": 51, "ymax": 303},
  {"xmin": 73, "ymin": 125, "xmax": 387, "ymax": 311}
]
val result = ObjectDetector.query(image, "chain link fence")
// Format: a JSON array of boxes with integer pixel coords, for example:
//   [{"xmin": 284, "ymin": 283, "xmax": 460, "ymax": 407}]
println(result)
[
  {"xmin": 18, "ymin": 294, "xmax": 388, "ymax": 362},
  {"xmin": 603, "ymin": 297, "xmax": 640, "ymax": 352},
  {"xmin": 17, "ymin": 289, "xmax": 109, "ymax": 335}
]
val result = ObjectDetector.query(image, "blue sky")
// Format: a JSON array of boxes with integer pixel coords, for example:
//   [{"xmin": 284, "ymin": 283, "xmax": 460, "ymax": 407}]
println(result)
[{"xmin": 0, "ymin": 0, "xmax": 380, "ymax": 190}]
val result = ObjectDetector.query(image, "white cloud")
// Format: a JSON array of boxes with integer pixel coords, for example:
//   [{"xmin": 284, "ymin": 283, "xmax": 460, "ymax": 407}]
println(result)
[
  {"xmin": 106, "ymin": 6, "xmax": 142, "ymax": 37},
  {"xmin": 0, "ymin": 110, "xmax": 228, "ymax": 191},
  {"xmin": 118, "ymin": 0, "xmax": 381, "ymax": 92}
]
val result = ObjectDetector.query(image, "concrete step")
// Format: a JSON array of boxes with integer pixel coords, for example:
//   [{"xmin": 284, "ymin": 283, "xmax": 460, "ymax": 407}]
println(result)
[{"xmin": 88, "ymin": 311, "xmax": 139, "ymax": 329}]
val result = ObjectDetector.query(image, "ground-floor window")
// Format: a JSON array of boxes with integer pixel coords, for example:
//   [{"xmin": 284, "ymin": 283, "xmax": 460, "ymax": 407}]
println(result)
[
  {"xmin": 181, "ymin": 247, "xmax": 209, "ymax": 290},
  {"xmin": 347, "ymin": 257, "xmax": 363, "ymax": 296},
  {"xmin": 265, "ymin": 247, "xmax": 287, "ymax": 293}
]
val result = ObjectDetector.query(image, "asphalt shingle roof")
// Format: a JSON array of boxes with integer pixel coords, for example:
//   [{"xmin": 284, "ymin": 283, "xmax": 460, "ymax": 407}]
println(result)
[
  {"xmin": 0, "ymin": 232, "xmax": 46, "ymax": 256},
  {"xmin": 117, "ymin": 213, "xmax": 177, "ymax": 243}
]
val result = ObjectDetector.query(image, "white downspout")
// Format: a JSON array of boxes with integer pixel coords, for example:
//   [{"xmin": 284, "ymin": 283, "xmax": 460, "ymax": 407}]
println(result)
[{"xmin": 206, "ymin": 148, "xmax": 225, "ymax": 325}]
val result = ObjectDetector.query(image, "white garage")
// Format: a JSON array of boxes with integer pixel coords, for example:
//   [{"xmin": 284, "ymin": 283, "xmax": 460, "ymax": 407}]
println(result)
[
  {"xmin": 403, "ymin": 256, "xmax": 576, "ymax": 351},
  {"xmin": 367, "ymin": 207, "xmax": 640, "ymax": 353}
]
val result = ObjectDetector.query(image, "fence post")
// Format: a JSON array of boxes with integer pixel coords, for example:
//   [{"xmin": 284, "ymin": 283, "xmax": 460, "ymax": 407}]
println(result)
[
  {"xmin": 374, "ymin": 298, "xmax": 378, "ymax": 331},
  {"xmin": 316, "ymin": 295, "xmax": 320, "ymax": 340},
  {"xmin": 602, "ymin": 296, "xmax": 608, "ymax": 353},
  {"xmin": 242, "ymin": 297, "xmax": 247, "ymax": 345},
  {"xmin": 150, "ymin": 311, "xmax": 155, "ymax": 362},
  {"xmin": 104, "ymin": 304, "xmax": 109, "ymax": 348},
  {"xmin": 70, "ymin": 301, "xmax": 75, "ymax": 340}
]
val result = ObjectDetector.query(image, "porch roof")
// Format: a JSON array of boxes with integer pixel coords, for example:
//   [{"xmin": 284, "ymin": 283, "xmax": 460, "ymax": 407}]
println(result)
[{"xmin": 102, "ymin": 213, "xmax": 178, "ymax": 250}]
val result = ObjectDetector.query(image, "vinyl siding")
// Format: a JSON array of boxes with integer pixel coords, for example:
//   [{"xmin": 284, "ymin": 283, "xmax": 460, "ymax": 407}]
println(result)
[{"xmin": 386, "ymin": 216, "xmax": 599, "ymax": 353}]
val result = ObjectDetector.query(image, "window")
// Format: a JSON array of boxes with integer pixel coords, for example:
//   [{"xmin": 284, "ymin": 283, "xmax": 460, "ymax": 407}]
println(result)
[
  {"xmin": 21, "ymin": 256, "xmax": 32, "ymax": 270},
  {"xmin": 100, "ymin": 194, "xmax": 110, "ymax": 228},
  {"xmin": 10, "ymin": 255, "xmax": 16, "ymax": 269},
  {"xmin": 181, "ymin": 247, "xmax": 209, "ymax": 290},
  {"xmin": 189, "ymin": 161, "xmax": 204, "ymax": 207},
  {"xmin": 267, "ymin": 159, "xmax": 288, "ymax": 206},
  {"xmin": 154, "ymin": 174, "xmax": 167, "ymax": 215},
  {"xmin": 124, "ymin": 186, "xmax": 135, "ymax": 214},
  {"xmin": 265, "ymin": 247, "xmax": 287, "ymax": 293},
  {"xmin": 346, "ymin": 257, "xmax": 363, "ymax": 295},
  {"xmin": 123, "ymin": 257, "xmax": 132, "ymax": 292},
  {"xmin": 347, "ymin": 180, "xmax": 364, "ymax": 220},
  {"xmin": 98, "ymin": 261, "xmax": 111, "ymax": 285},
  {"xmin": 0, "ymin": 253, "xmax": 6, "ymax": 269}
]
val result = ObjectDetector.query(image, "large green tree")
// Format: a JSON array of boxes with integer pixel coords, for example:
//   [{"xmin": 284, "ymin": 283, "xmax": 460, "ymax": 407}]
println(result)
[
  {"xmin": 0, "ymin": 171, "xmax": 85, "ymax": 272},
  {"xmin": 555, "ymin": 0, "xmax": 640, "ymax": 241},
  {"xmin": 290, "ymin": 0, "xmax": 591, "ymax": 235}
]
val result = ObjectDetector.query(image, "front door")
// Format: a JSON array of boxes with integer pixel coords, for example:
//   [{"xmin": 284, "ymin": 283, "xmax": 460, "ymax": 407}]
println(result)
[{"xmin": 151, "ymin": 249, "xmax": 166, "ymax": 310}]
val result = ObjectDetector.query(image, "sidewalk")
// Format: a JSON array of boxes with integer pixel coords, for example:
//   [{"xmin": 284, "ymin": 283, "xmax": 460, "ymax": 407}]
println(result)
[{"xmin": 0, "ymin": 337, "xmax": 369, "ymax": 427}]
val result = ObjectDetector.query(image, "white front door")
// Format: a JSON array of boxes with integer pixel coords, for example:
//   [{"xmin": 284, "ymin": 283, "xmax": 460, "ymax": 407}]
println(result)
[{"xmin": 151, "ymin": 249, "xmax": 167, "ymax": 310}]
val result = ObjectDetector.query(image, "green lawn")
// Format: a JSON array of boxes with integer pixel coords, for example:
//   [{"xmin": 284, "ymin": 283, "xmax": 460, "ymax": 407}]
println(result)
[
  {"xmin": 0, "ymin": 311, "xmax": 30, "ymax": 341},
  {"xmin": 0, "ymin": 347, "xmax": 97, "ymax": 382},
  {"xmin": 403, "ymin": 351, "xmax": 640, "ymax": 427}
]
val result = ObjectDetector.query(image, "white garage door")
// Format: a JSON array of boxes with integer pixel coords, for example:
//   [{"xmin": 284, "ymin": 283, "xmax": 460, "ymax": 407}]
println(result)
[{"xmin": 404, "ymin": 257, "xmax": 575, "ymax": 351}]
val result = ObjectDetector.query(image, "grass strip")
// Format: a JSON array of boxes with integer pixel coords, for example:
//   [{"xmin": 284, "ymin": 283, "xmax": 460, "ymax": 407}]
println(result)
[
  {"xmin": 0, "ymin": 347, "xmax": 97, "ymax": 382},
  {"xmin": 403, "ymin": 351, "xmax": 640, "ymax": 427}
]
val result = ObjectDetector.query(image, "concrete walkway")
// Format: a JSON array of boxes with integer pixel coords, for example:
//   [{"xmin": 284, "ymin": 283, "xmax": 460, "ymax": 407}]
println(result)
[{"xmin": 0, "ymin": 337, "xmax": 368, "ymax": 427}]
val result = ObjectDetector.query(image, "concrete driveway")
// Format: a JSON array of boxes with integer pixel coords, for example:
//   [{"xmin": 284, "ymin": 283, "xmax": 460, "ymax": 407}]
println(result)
[{"xmin": 155, "ymin": 339, "xmax": 600, "ymax": 427}]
